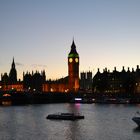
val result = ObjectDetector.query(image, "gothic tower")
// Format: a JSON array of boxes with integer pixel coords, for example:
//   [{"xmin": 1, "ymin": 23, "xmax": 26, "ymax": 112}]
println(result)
[
  {"xmin": 9, "ymin": 57, "xmax": 17, "ymax": 84},
  {"xmin": 68, "ymin": 40, "xmax": 79, "ymax": 92}
]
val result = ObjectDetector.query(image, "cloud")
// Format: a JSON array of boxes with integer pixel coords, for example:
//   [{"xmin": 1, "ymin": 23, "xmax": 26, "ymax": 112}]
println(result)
[
  {"xmin": 31, "ymin": 64, "xmax": 47, "ymax": 68},
  {"xmin": 16, "ymin": 62, "xmax": 24, "ymax": 66}
]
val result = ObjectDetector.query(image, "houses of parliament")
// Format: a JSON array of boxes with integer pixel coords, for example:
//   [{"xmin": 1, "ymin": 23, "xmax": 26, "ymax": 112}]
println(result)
[
  {"xmin": 1, "ymin": 40, "xmax": 140, "ymax": 98},
  {"xmin": 0, "ymin": 40, "xmax": 80, "ymax": 93}
]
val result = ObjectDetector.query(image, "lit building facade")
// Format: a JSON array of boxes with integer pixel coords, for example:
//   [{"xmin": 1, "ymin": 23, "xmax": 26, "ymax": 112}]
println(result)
[{"xmin": 42, "ymin": 77, "xmax": 69, "ymax": 93}]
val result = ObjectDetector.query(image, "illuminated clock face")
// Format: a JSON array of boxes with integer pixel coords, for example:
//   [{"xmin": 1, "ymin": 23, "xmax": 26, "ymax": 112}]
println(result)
[
  {"xmin": 75, "ymin": 58, "xmax": 79, "ymax": 63},
  {"xmin": 69, "ymin": 58, "xmax": 73, "ymax": 63}
]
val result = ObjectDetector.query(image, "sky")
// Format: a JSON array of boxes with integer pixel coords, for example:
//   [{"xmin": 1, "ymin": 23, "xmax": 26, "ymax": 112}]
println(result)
[{"xmin": 1, "ymin": 0, "xmax": 140, "ymax": 80}]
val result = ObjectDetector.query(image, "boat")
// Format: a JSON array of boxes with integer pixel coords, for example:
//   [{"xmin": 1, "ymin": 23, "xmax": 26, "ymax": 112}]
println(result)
[
  {"xmin": 132, "ymin": 111, "xmax": 140, "ymax": 127},
  {"xmin": 46, "ymin": 113, "xmax": 84, "ymax": 120}
]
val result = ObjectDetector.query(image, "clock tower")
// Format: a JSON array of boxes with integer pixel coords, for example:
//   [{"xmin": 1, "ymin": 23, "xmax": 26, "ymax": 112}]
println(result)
[{"xmin": 68, "ymin": 40, "xmax": 79, "ymax": 92}]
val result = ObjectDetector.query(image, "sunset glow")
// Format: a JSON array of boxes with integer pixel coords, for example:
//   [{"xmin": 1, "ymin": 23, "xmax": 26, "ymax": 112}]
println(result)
[{"xmin": 1, "ymin": 0, "xmax": 140, "ymax": 80}]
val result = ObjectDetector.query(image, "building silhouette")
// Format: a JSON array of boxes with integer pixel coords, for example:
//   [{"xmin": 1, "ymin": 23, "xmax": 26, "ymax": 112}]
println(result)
[
  {"xmin": 1, "ymin": 58, "xmax": 22, "ymax": 91},
  {"xmin": 1, "ymin": 40, "xmax": 140, "ymax": 98},
  {"xmin": 1, "ymin": 57, "xmax": 17, "ymax": 85},
  {"xmin": 80, "ymin": 71, "xmax": 92, "ymax": 92},
  {"xmin": 23, "ymin": 70, "xmax": 46, "ymax": 92},
  {"xmin": 9, "ymin": 58, "xmax": 17, "ymax": 84},
  {"xmin": 92, "ymin": 66, "xmax": 140, "ymax": 97},
  {"xmin": 0, "ymin": 40, "xmax": 80, "ymax": 93}
]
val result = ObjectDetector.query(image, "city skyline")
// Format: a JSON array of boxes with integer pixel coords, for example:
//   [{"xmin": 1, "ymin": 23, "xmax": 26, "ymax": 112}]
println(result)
[{"xmin": 1, "ymin": 0, "xmax": 140, "ymax": 80}]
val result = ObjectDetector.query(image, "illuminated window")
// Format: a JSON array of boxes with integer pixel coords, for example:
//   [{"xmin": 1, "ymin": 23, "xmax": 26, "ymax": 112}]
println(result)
[{"xmin": 51, "ymin": 88, "xmax": 54, "ymax": 92}]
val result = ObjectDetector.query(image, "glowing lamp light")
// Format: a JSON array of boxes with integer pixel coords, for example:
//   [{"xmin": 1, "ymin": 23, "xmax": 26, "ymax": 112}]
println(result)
[
  {"xmin": 3, "ymin": 94, "xmax": 11, "ymax": 97},
  {"xmin": 51, "ymin": 88, "xmax": 54, "ymax": 92},
  {"xmin": 75, "ymin": 98, "xmax": 82, "ymax": 101},
  {"xmin": 65, "ymin": 89, "xmax": 69, "ymax": 93}
]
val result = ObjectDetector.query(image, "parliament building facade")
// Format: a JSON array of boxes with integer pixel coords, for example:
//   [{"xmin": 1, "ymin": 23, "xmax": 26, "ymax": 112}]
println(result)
[
  {"xmin": 1, "ymin": 40, "xmax": 140, "ymax": 98},
  {"xmin": 0, "ymin": 41, "xmax": 80, "ymax": 93}
]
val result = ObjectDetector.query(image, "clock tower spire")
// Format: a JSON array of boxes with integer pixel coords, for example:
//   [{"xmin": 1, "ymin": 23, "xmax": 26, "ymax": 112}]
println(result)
[{"xmin": 68, "ymin": 40, "xmax": 79, "ymax": 92}]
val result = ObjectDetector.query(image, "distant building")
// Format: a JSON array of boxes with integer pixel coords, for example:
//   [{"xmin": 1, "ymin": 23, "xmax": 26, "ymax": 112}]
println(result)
[
  {"xmin": 9, "ymin": 58, "xmax": 17, "ymax": 84},
  {"xmin": 23, "ymin": 70, "xmax": 46, "ymax": 92},
  {"xmin": 80, "ymin": 71, "xmax": 93, "ymax": 92},
  {"xmin": 92, "ymin": 66, "xmax": 140, "ymax": 97},
  {"xmin": 1, "ymin": 58, "xmax": 23, "ymax": 91}
]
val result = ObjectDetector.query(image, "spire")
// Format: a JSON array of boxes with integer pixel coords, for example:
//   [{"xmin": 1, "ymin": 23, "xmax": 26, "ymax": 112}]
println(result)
[
  {"xmin": 68, "ymin": 39, "xmax": 79, "ymax": 58},
  {"xmin": 71, "ymin": 39, "xmax": 76, "ymax": 50},
  {"xmin": 13, "ymin": 57, "xmax": 14, "ymax": 62},
  {"xmin": 9, "ymin": 57, "xmax": 17, "ymax": 83},
  {"xmin": 12, "ymin": 57, "xmax": 15, "ymax": 69}
]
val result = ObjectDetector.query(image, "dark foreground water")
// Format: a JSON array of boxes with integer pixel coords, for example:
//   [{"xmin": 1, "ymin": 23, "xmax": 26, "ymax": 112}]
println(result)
[{"xmin": 0, "ymin": 103, "xmax": 140, "ymax": 140}]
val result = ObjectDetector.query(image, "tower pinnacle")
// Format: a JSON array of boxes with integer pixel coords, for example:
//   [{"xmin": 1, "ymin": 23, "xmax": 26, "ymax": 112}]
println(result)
[
  {"xmin": 68, "ymin": 40, "xmax": 79, "ymax": 58},
  {"xmin": 12, "ymin": 57, "xmax": 15, "ymax": 69}
]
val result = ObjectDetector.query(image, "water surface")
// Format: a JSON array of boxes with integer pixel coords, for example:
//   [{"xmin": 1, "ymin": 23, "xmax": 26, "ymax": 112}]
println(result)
[{"xmin": 0, "ymin": 103, "xmax": 140, "ymax": 140}]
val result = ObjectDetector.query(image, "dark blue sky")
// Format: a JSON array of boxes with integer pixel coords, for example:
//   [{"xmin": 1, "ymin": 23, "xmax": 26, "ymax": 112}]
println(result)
[{"xmin": 1, "ymin": 0, "xmax": 140, "ymax": 79}]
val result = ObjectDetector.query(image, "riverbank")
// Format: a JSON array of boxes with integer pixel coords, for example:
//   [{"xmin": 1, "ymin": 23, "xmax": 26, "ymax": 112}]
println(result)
[{"xmin": 0, "ymin": 91, "xmax": 140, "ymax": 105}]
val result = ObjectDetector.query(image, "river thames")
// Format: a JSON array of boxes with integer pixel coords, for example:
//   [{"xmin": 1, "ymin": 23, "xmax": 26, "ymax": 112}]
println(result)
[{"xmin": 0, "ymin": 103, "xmax": 140, "ymax": 140}]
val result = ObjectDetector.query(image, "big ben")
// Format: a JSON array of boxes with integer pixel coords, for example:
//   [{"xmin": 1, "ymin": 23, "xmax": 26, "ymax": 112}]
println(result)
[{"xmin": 68, "ymin": 40, "xmax": 79, "ymax": 92}]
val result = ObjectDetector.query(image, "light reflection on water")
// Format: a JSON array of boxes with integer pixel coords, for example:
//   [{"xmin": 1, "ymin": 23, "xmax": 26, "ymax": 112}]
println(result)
[{"xmin": 0, "ymin": 104, "xmax": 140, "ymax": 140}]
